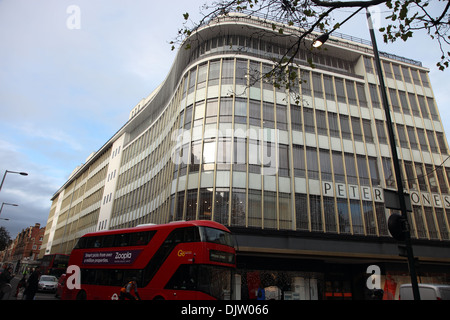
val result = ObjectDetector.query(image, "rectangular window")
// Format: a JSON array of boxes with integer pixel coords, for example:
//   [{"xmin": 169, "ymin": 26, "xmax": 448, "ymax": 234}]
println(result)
[
  {"xmin": 368, "ymin": 157, "xmax": 380, "ymax": 186},
  {"xmin": 198, "ymin": 188, "xmax": 213, "ymax": 220},
  {"xmin": 278, "ymin": 144, "xmax": 289, "ymax": 177},
  {"xmin": 233, "ymin": 138, "xmax": 247, "ymax": 172},
  {"xmin": 303, "ymin": 108, "xmax": 315, "ymax": 133},
  {"xmin": 312, "ymin": 73, "xmax": 323, "ymax": 98},
  {"xmin": 362, "ymin": 120, "xmax": 373, "ymax": 143},
  {"xmin": 276, "ymin": 105, "xmax": 287, "ymax": 130},
  {"xmin": 236, "ymin": 59, "xmax": 248, "ymax": 86},
  {"xmin": 320, "ymin": 149, "xmax": 332, "ymax": 181},
  {"xmin": 323, "ymin": 196, "xmax": 337, "ymax": 233},
  {"xmin": 310, "ymin": 195, "xmax": 323, "ymax": 232},
  {"xmin": 376, "ymin": 120, "xmax": 387, "ymax": 144},
  {"xmin": 383, "ymin": 158, "xmax": 395, "ymax": 187},
  {"xmin": 402, "ymin": 66, "xmax": 412, "ymax": 83},
  {"xmin": 249, "ymin": 140, "xmax": 261, "ymax": 174},
  {"xmin": 413, "ymin": 206, "xmax": 427, "ymax": 238},
  {"xmin": 345, "ymin": 153, "xmax": 358, "ymax": 185},
  {"xmin": 399, "ymin": 91, "xmax": 410, "ymax": 115},
  {"xmin": 357, "ymin": 155, "xmax": 369, "ymax": 186},
  {"xmin": 350, "ymin": 200, "xmax": 364, "ymax": 234},
  {"xmin": 231, "ymin": 188, "xmax": 246, "ymax": 226},
  {"xmin": 392, "ymin": 64, "xmax": 402, "ymax": 81},
  {"xmin": 220, "ymin": 97, "xmax": 233, "ymax": 123},
  {"xmin": 323, "ymin": 75, "xmax": 335, "ymax": 100},
  {"xmin": 408, "ymin": 93, "xmax": 420, "ymax": 116},
  {"xmin": 417, "ymin": 95, "xmax": 429, "ymax": 119},
  {"xmin": 383, "ymin": 61, "xmax": 393, "ymax": 78},
  {"xmin": 235, "ymin": 98, "xmax": 247, "ymax": 124},
  {"xmin": 249, "ymin": 100, "xmax": 261, "ymax": 126},
  {"xmin": 175, "ymin": 191, "xmax": 184, "ymax": 220},
  {"xmin": 203, "ymin": 141, "xmax": 216, "ymax": 165},
  {"xmin": 389, "ymin": 89, "xmax": 400, "ymax": 112},
  {"xmin": 340, "ymin": 115, "xmax": 351, "ymax": 140},
  {"xmin": 279, "ymin": 193, "xmax": 291, "ymax": 230},
  {"xmin": 316, "ymin": 110, "xmax": 327, "ymax": 135},
  {"xmin": 428, "ymin": 97, "xmax": 440, "ymax": 121},
  {"xmin": 357, "ymin": 83, "xmax": 368, "ymax": 108},
  {"xmin": 205, "ymin": 99, "xmax": 218, "ymax": 123},
  {"xmin": 186, "ymin": 190, "xmax": 198, "ymax": 221},
  {"xmin": 351, "ymin": 117, "xmax": 363, "ymax": 141},
  {"xmin": 407, "ymin": 126, "xmax": 418, "ymax": 150},
  {"xmin": 264, "ymin": 191, "xmax": 277, "ymax": 229},
  {"xmin": 248, "ymin": 190, "xmax": 262, "ymax": 228},
  {"xmin": 190, "ymin": 142, "xmax": 202, "ymax": 172},
  {"xmin": 291, "ymin": 105, "xmax": 302, "ymax": 131},
  {"xmin": 263, "ymin": 102, "xmax": 275, "ymax": 128},
  {"xmin": 293, "ymin": 145, "xmax": 306, "ymax": 177},
  {"xmin": 295, "ymin": 193, "xmax": 308, "ymax": 230},
  {"xmin": 424, "ymin": 207, "xmax": 438, "ymax": 239},
  {"xmin": 369, "ymin": 84, "xmax": 380, "ymax": 109},
  {"xmin": 337, "ymin": 199, "xmax": 350, "ymax": 234},
  {"xmin": 306, "ymin": 147, "xmax": 319, "ymax": 180},
  {"xmin": 332, "ymin": 151, "xmax": 345, "ymax": 183},
  {"xmin": 208, "ymin": 60, "xmax": 221, "ymax": 86},
  {"xmin": 427, "ymin": 131, "xmax": 439, "ymax": 153},
  {"xmin": 221, "ymin": 59, "xmax": 234, "ymax": 85},
  {"xmin": 362, "ymin": 201, "xmax": 376, "ymax": 236},
  {"xmin": 417, "ymin": 129, "xmax": 428, "ymax": 152},
  {"xmin": 214, "ymin": 188, "xmax": 229, "ymax": 225},
  {"xmin": 197, "ymin": 63, "xmax": 208, "ymax": 89},
  {"xmin": 346, "ymin": 81, "xmax": 357, "ymax": 105},
  {"xmin": 217, "ymin": 138, "xmax": 231, "ymax": 165},
  {"xmin": 328, "ymin": 112, "xmax": 339, "ymax": 138},
  {"xmin": 335, "ymin": 79, "xmax": 346, "ymax": 103}
]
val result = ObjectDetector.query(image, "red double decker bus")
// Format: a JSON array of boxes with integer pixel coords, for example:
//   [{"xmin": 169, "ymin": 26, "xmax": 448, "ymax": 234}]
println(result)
[{"xmin": 63, "ymin": 220, "xmax": 236, "ymax": 300}]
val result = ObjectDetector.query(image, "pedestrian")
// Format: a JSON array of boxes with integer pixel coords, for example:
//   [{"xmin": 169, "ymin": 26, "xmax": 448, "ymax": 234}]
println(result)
[
  {"xmin": 15, "ymin": 274, "xmax": 27, "ymax": 298},
  {"xmin": 24, "ymin": 269, "xmax": 40, "ymax": 300},
  {"xmin": 0, "ymin": 266, "xmax": 14, "ymax": 300},
  {"xmin": 119, "ymin": 277, "xmax": 141, "ymax": 300}
]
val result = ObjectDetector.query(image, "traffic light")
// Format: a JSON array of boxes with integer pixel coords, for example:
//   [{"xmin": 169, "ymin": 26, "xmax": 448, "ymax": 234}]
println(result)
[{"xmin": 388, "ymin": 212, "xmax": 406, "ymax": 241}]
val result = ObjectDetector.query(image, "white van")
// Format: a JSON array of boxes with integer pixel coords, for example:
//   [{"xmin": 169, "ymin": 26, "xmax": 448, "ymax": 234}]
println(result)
[{"xmin": 399, "ymin": 284, "xmax": 450, "ymax": 300}]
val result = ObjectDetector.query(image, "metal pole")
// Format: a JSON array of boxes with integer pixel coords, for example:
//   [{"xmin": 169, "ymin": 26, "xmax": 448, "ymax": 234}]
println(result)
[{"xmin": 366, "ymin": 8, "xmax": 421, "ymax": 300}]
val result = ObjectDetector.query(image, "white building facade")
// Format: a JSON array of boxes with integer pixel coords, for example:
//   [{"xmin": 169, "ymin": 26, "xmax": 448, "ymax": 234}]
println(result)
[{"xmin": 41, "ymin": 14, "xmax": 450, "ymax": 299}]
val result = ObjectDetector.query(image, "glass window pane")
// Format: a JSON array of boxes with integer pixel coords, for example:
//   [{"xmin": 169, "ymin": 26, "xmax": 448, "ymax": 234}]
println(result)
[
  {"xmin": 248, "ymin": 190, "xmax": 262, "ymax": 227},
  {"xmin": 264, "ymin": 191, "xmax": 277, "ymax": 229},
  {"xmin": 214, "ymin": 188, "xmax": 230, "ymax": 225},
  {"xmin": 231, "ymin": 189, "xmax": 246, "ymax": 226},
  {"xmin": 295, "ymin": 193, "xmax": 308, "ymax": 230}
]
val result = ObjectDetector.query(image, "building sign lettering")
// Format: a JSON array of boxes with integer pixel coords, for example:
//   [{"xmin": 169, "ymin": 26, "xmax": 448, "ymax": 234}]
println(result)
[
  {"xmin": 322, "ymin": 181, "xmax": 384, "ymax": 202},
  {"xmin": 322, "ymin": 181, "xmax": 450, "ymax": 209}
]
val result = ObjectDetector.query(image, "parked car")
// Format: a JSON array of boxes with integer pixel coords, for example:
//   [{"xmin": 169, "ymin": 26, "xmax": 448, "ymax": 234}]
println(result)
[
  {"xmin": 38, "ymin": 275, "xmax": 59, "ymax": 293},
  {"xmin": 55, "ymin": 274, "xmax": 67, "ymax": 298},
  {"xmin": 399, "ymin": 284, "xmax": 450, "ymax": 300}
]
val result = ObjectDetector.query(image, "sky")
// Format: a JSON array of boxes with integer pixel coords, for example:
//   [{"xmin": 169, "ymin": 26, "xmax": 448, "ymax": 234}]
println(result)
[{"xmin": 0, "ymin": 0, "xmax": 449, "ymax": 239}]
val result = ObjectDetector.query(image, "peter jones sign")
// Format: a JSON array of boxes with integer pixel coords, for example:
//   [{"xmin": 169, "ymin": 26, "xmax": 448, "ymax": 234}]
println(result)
[{"xmin": 322, "ymin": 181, "xmax": 450, "ymax": 209}]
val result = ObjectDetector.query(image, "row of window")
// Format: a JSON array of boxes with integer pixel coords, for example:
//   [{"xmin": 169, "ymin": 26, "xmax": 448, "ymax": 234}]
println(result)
[
  {"xmin": 168, "ymin": 186, "xmax": 450, "ymax": 240},
  {"xmin": 364, "ymin": 56, "xmax": 430, "ymax": 87}
]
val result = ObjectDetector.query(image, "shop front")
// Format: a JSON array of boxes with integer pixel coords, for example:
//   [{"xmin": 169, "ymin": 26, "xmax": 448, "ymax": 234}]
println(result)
[{"xmin": 230, "ymin": 227, "xmax": 450, "ymax": 300}]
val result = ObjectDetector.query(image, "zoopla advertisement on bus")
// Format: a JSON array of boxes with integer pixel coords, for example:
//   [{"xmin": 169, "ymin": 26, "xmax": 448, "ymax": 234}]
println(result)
[{"xmin": 81, "ymin": 250, "xmax": 142, "ymax": 265}]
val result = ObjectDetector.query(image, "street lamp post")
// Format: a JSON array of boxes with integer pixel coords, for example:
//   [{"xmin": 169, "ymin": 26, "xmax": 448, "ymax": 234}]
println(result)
[
  {"xmin": 365, "ymin": 8, "xmax": 420, "ymax": 300},
  {"xmin": 0, "ymin": 202, "xmax": 18, "ymax": 217},
  {"xmin": 0, "ymin": 170, "xmax": 28, "ymax": 193},
  {"xmin": 313, "ymin": 8, "xmax": 421, "ymax": 300}
]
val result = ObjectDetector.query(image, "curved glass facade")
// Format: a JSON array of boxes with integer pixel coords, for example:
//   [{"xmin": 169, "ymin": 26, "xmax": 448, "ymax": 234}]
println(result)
[
  {"xmin": 44, "ymin": 14, "xmax": 450, "ymax": 259},
  {"xmin": 110, "ymin": 27, "xmax": 449, "ymax": 241}
]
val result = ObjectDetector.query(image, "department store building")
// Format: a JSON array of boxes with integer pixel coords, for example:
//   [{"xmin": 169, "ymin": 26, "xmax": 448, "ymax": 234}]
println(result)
[{"xmin": 41, "ymin": 13, "xmax": 450, "ymax": 299}]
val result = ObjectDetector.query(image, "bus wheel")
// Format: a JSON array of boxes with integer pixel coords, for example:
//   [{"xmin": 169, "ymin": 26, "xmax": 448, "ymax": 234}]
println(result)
[
  {"xmin": 76, "ymin": 290, "xmax": 87, "ymax": 300},
  {"xmin": 153, "ymin": 295, "xmax": 165, "ymax": 300}
]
